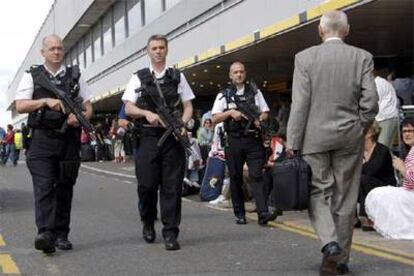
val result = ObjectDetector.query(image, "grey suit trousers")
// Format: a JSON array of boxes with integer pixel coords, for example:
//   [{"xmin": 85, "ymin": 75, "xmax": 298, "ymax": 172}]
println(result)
[{"xmin": 304, "ymin": 144, "xmax": 363, "ymax": 263}]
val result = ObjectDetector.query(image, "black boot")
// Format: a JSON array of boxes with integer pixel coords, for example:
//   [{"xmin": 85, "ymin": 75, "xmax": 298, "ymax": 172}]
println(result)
[
  {"xmin": 142, "ymin": 222, "xmax": 155, "ymax": 243},
  {"xmin": 34, "ymin": 232, "xmax": 56, "ymax": 254}
]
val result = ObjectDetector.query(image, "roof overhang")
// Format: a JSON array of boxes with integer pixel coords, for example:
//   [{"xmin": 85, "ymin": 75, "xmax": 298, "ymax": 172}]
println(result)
[{"xmin": 181, "ymin": 0, "xmax": 413, "ymax": 96}]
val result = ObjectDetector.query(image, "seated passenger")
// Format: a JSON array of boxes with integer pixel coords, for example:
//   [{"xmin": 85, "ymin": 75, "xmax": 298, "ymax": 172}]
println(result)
[
  {"xmin": 365, "ymin": 117, "xmax": 414, "ymax": 240},
  {"xmin": 358, "ymin": 123, "xmax": 396, "ymax": 231},
  {"xmin": 200, "ymin": 123, "xmax": 226, "ymax": 202}
]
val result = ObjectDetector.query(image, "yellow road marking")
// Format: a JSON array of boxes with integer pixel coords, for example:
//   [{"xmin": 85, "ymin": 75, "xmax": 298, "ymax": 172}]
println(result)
[
  {"xmin": 258, "ymin": 217, "xmax": 414, "ymax": 267},
  {"xmin": 0, "ymin": 235, "xmax": 5, "ymax": 247},
  {"xmin": 277, "ymin": 220, "xmax": 414, "ymax": 260},
  {"xmin": 0, "ymin": 254, "xmax": 20, "ymax": 274}
]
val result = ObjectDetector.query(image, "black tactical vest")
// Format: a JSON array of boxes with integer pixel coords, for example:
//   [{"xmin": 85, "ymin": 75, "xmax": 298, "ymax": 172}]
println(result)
[
  {"xmin": 223, "ymin": 83, "xmax": 258, "ymax": 135},
  {"xmin": 135, "ymin": 67, "xmax": 181, "ymax": 125},
  {"xmin": 27, "ymin": 65, "xmax": 80, "ymax": 129}
]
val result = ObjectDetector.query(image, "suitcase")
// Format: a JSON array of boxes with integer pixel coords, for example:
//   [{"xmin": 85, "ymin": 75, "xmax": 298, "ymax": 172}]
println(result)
[
  {"xmin": 271, "ymin": 155, "xmax": 311, "ymax": 210},
  {"xmin": 199, "ymin": 157, "xmax": 225, "ymax": 201},
  {"xmin": 81, "ymin": 143, "xmax": 95, "ymax": 162}
]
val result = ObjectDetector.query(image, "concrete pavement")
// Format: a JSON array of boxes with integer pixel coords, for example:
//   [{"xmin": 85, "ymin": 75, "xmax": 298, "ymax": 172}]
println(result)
[{"xmin": 0, "ymin": 161, "xmax": 412, "ymax": 275}]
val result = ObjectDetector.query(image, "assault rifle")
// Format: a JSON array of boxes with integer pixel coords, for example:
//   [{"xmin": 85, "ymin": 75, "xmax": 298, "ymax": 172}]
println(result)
[
  {"xmin": 140, "ymin": 79, "xmax": 193, "ymax": 156},
  {"xmin": 232, "ymin": 81, "xmax": 277, "ymax": 161},
  {"xmin": 32, "ymin": 70, "xmax": 96, "ymax": 140},
  {"xmin": 231, "ymin": 81, "xmax": 271, "ymax": 139}
]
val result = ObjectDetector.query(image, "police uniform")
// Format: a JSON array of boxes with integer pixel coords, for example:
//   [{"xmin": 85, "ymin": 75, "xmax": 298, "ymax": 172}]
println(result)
[
  {"xmin": 211, "ymin": 84, "xmax": 272, "ymax": 223},
  {"xmin": 15, "ymin": 64, "xmax": 92, "ymax": 246},
  {"xmin": 122, "ymin": 65, "xmax": 194, "ymax": 242}
]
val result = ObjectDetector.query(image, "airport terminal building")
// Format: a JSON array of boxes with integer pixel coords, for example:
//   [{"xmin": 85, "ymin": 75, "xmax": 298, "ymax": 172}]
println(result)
[{"xmin": 6, "ymin": 0, "xmax": 413, "ymax": 125}]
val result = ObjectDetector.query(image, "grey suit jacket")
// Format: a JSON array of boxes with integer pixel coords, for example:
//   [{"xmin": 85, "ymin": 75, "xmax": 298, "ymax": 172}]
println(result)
[{"xmin": 287, "ymin": 39, "xmax": 378, "ymax": 154}]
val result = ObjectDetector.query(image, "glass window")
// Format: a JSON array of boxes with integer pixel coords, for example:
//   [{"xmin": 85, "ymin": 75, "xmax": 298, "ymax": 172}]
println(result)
[
  {"xmin": 114, "ymin": 1, "xmax": 126, "ymax": 46},
  {"xmin": 85, "ymin": 33, "xmax": 93, "ymax": 68},
  {"xmin": 127, "ymin": 0, "xmax": 143, "ymax": 36},
  {"xmin": 165, "ymin": 0, "xmax": 180, "ymax": 10},
  {"xmin": 71, "ymin": 48, "xmax": 78, "ymax": 66},
  {"xmin": 144, "ymin": 0, "xmax": 162, "ymax": 25},
  {"xmin": 93, "ymin": 22, "xmax": 102, "ymax": 61},
  {"xmin": 77, "ymin": 40, "xmax": 85, "ymax": 69},
  {"xmin": 102, "ymin": 9, "xmax": 113, "ymax": 55}
]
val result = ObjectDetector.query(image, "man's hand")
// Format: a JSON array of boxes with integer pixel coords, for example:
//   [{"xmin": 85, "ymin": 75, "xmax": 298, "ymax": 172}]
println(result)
[
  {"xmin": 181, "ymin": 127, "xmax": 188, "ymax": 137},
  {"xmin": 45, "ymin": 98, "xmax": 65, "ymax": 113},
  {"xmin": 254, "ymin": 119, "xmax": 261, "ymax": 128},
  {"xmin": 229, "ymin": 110, "xmax": 245, "ymax": 121},
  {"xmin": 67, "ymin": 113, "xmax": 80, "ymax": 127},
  {"xmin": 145, "ymin": 111, "xmax": 165, "ymax": 127},
  {"xmin": 286, "ymin": 148, "xmax": 295, "ymax": 157}
]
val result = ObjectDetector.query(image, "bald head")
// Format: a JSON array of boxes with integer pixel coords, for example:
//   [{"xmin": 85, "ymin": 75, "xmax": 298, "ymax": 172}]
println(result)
[
  {"xmin": 319, "ymin": 10, "xmax": 349, "ymax": 40},
  {"xmin": 229, "ymin": 61, "xmax": 246, "ymax": 86},
  {"xmin": 229, "ymin": 61, "xmax": 245, "ymax": 73}
]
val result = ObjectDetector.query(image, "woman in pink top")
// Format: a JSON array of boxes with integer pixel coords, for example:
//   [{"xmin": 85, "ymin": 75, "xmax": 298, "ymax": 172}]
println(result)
[{"xmin": 365, "ymin": 117, "xmax": 414, "ymax": 239}]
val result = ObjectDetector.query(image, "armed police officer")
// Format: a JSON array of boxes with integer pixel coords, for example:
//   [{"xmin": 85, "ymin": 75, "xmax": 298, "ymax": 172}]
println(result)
[
  {"xmin": 211, "ymin": 61, "xmax": 276, "ymax": 225},
  {"xmin": 15, "ymin": 35, "xmax": 93, "ymax": 254},
  {"xmin": 122, "ymin": 34, "xmax": 194, "ymax": 251}
]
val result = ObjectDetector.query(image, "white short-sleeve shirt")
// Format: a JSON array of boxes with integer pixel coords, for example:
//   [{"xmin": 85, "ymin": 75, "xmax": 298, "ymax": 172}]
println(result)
[
  {"xmin": 14, "ymin": 64, "xmax": 93, "ymax": 103},
  {"xmin": 211, "ymin": 85, "xmax": 269, "ymax": 115},
  {"xmin": 122, "ymin": 65, "xmax": 195, "ymax": 104},
  {"xmin": 375, "ymin": 76, "xmax": 399, "ymax": 121}
]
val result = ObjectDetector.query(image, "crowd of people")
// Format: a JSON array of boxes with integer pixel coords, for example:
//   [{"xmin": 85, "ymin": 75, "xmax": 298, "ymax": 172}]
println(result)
[
  {"xmin": 0, "ymin": 123, "xmax": 29, "ymax": 166},
  {"xmin": 4, "ymin": 9, "xmax": 413, "ymax": 276}
]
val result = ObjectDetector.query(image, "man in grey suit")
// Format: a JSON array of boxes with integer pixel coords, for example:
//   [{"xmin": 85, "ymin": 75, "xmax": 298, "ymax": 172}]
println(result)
[{"xmin": 287, "ymin": 10, "xmax": 378, "ymax": 275}]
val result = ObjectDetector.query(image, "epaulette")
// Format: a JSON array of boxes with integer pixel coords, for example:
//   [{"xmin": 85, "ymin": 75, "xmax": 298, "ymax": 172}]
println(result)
[
  {"xmin": 248, "ymin": 80, "xmax": 259, "ymax": 95},
  {"xmin": 166, "ymin": 68, "xmax": 181, "ymax": 85},
  {"xmin": 67, "ymin": 65, "xmax": 81, "ymax": 83},
  {"xmin": 136, "ymin": 68, "xmax": 153, "ymax": 86},
  {"xmin": 26, "ymin": 65, "xmax": 42, "ymax": 74}
]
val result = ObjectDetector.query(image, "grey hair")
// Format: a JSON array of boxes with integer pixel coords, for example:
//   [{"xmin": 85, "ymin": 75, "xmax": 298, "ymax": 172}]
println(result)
[
  {"xmin": 319, "ymin": 10, "xmax": 348, "ymax": 34},
  {"xmin": 42, "ymin": 34, "xmax": 63, "ymax": 49}
]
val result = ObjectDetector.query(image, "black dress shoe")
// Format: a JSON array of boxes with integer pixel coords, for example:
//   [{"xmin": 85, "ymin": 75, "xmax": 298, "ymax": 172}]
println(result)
[
  {"xmin": 142, "ymin": 223, "xmax": 155, "ymax": 243},
  {"xmin": 336, "ymin": 263, "xmax": 350, "ymax": 275},
  {"xmin": 322, "ymin": 241, "xmax": 343, "ymax": 262},
  {"xmin": 34, "ymin": 233, "xmax": 55, "ymax": 254},
  {"xmin": 258, "ymin": 211, "xmax": 278, "ymax": 225},
  {"xmin": 164, "ymin": 237, "xmax": 180, "ymax": 251},
  {"xmin": 55, "ymin": 237, "xmax": 73, "ymax": 250},
  {"xmin": 235, "ymin": 216, "xmax": 247, "ymax": 225}
]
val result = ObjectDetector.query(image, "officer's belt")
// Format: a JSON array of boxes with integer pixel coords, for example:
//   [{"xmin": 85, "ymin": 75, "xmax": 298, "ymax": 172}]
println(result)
[
  {"xmin": 228, "ymin": 129, "xmax": 259, "ymax": 138},
  {"xmin": 140, "ymin": 126, "xmax": 165, "ymax": 137},
  {"xmin": 32, "ymin": 128, "xmax": 66, "ymax": 139}
]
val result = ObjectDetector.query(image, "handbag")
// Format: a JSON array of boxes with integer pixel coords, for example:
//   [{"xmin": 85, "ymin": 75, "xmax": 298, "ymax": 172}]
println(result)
[{"xmin": 271, "ymin": 154, "xmax": 312, "ymax": 210}]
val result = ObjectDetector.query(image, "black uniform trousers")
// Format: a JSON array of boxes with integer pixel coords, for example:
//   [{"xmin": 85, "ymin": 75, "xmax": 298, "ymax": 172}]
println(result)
[
  {"xmin": 26, "ymin": 128, "xmax": 81, "ymax": 238},
  {"xmin": 225, "ymin": 134, "xmax": 269, "ymax": 218},
  {"xmin": 135, "ymin": 131, "xmax": 186, "ymax": 239}
]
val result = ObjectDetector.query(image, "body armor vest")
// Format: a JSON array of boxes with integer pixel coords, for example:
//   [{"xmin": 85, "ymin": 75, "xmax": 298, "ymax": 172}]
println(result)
[
  {"xmin": 135, "ymin": 67, "xmax": 181, "ymax": 125},
  {"xmin": 223, "ymin": 84, "xmax": 258, "ymax": 136},
  {"xmin": 27, "ymin": 65, "xmax": 80, "ymax": 129}
]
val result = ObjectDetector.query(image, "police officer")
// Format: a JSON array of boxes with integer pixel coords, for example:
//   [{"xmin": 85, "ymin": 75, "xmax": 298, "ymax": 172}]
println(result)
[
  {"xmin": 122, "ymin": 34, "xmax": 195, "ymax": 251},
  {"xmin": 211, "ymin": 61, "xmax": 276, "ymax": 225},
  {"xmin": 15, "ymin": 35, "xmax": 93, "ymax": 253}
]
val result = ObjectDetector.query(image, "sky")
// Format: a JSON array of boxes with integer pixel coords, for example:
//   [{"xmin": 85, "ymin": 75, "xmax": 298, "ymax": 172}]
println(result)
[{"xmin": 0, "ymin": 0, "xmax": 55, "ymax": 127}]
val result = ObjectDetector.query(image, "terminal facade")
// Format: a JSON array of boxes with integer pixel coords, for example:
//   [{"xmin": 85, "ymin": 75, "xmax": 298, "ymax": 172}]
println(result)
[{"xmin": 6, "ymin": 0, "xmax": 413, "ymax": 125}]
